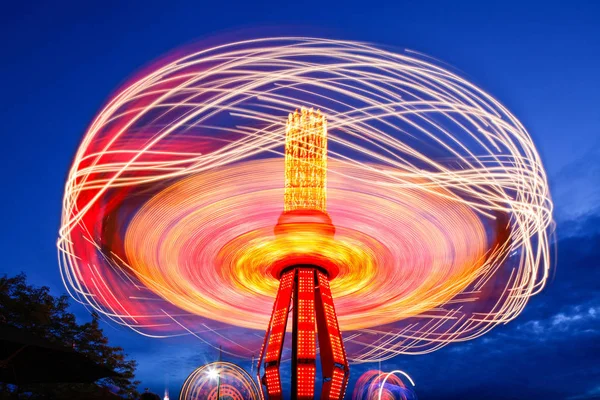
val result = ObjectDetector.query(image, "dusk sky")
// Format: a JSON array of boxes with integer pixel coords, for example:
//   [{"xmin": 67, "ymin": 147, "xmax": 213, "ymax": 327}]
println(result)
[{"xmin": 2, "ymin": 1, "xmax": 599, "ymax": 399}]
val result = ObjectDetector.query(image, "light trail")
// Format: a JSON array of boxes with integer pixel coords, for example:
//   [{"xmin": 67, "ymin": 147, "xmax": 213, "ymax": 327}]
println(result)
[
  {"xmin": 352, "ymin": 369, "xmax": 417, "ymax": 400},
  {"xmin": 58, "ymin": 37, "xmax": 553, "ymax": 362},
  {"xmin": 180, "ymin": 361, "xmax": 261, "ymax": 400}
]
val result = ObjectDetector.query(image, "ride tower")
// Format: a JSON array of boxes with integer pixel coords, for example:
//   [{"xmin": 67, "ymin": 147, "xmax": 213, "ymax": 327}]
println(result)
[{"xmin": 257, "ymin": 108, "xmax": 350, "ymax": 400}]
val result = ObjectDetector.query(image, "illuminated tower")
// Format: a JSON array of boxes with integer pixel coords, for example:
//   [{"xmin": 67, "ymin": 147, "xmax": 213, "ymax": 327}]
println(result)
[{"xmin": 258, "ymin": 108, "xmax": 350, "ymax": 400}]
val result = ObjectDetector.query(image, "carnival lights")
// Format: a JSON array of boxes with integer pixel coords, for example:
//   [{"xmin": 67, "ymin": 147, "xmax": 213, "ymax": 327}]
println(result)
[
  {"xmin": 179, "ymin": 361, "xmax": 261, "ymax": 400},
  {"xmin": 352, "ymin": 370, "xmax": 417, "ymax": 400},
  {"xmin": 58, "ymin": 37, "xmax": 553, "ymax": 394}
]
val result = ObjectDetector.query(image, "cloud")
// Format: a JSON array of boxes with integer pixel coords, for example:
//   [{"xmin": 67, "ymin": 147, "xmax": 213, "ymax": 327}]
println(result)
[
  {"xmin": 567, "ymin": 385, "xmax": 600, "ymax": 400},
  {"xmin": 551, "ymin": 143, "xmax": 600, "ymax": 224},
  {"xmin": 517, "ymin": 303, "xmax": 600, "ymax": 338}
]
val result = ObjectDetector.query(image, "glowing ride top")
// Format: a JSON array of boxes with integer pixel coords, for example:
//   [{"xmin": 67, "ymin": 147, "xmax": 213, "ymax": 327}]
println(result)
[
  {"xmin": 284, "ymin": 108, "xmax": 327, "ymax": 214},
  {"xmin": 273, "ymin": 107, "xmax": 336, "ymax": 275},
  {"xmin": 57, "ymin": 37, "xmax": 553, "ymax": 363}
]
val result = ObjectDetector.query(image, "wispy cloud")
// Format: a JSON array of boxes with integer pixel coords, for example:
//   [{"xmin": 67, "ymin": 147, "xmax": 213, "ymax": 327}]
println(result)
[
  {"xmin": 517, "ymin": 303, "xmax": 600, "ymax": 338},
  {"xmin": 567, "ymin": 385, "xmax": 600, "ymax": 400},
  {"xmin": 551, "ymin": 143, "xmax": 600, "ymax": 225}
]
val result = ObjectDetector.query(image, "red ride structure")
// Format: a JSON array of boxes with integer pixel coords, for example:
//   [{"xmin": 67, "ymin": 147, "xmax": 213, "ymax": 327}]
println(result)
[{"xmin": 257, "ymin": 109, "xmax": 350, "ymax": 399}]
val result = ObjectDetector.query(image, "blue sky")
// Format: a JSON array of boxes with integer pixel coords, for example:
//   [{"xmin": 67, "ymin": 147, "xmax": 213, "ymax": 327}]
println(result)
[{"xmin": 1, "ymin": 0, "xmax": 599, "ymax": 398}]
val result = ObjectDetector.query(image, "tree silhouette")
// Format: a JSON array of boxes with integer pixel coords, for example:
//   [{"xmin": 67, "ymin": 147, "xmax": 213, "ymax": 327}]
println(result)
[
  {"xmin": 0, "ymin": 273, "xmax": 139, "ymax": 399},
  {"xmin": 139, "ymin": 392, "xmax": 161, "ymax": 400}
]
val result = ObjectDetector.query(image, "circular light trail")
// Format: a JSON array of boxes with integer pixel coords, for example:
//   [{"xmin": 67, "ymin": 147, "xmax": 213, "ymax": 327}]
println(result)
[
  {"xmin": 58, "ymin": 37, "xmax": 553, "ymax": 362},
  {"xmin": 353, "ymin": 369, "xmax": 417, "ymax": 400},
  {"xmin": 179, "ymin": 361, "xmax": 261, "ymax": 400},
  {"xmin": 124, "ymin": 159, "xmax": 487, "ymax": 332}
]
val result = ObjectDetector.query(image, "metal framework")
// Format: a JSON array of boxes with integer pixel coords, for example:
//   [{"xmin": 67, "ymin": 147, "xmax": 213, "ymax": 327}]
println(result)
[{"xmin": 258, "ymin": 267, "xmax": 349, "ymax": 399}]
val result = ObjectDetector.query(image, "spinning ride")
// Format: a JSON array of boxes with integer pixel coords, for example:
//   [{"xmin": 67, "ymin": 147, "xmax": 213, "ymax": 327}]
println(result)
[
  {"xmin": 352, "ymin": 370, "xmax": 417, "ymax": 400},
  {"xmin": 57, "ymin": 37, "xmax": 553, "ymax": 398},
  {"xmin": 180, "ymin": 361, "xmax": 261, "ymax": 400}
]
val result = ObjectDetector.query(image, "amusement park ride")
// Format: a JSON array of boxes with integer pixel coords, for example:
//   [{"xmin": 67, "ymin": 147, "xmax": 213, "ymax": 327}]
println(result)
[
  {"xmin": 179, "ymin": 360, "xmax": 262, "ymax": 400},
  {"xmin": 58, "ymin": 37, "xmax": 554, "ymax": 400},
  {"xmin": 257, "ymin": 109, "xmax": 349, "ymax": 399}
]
